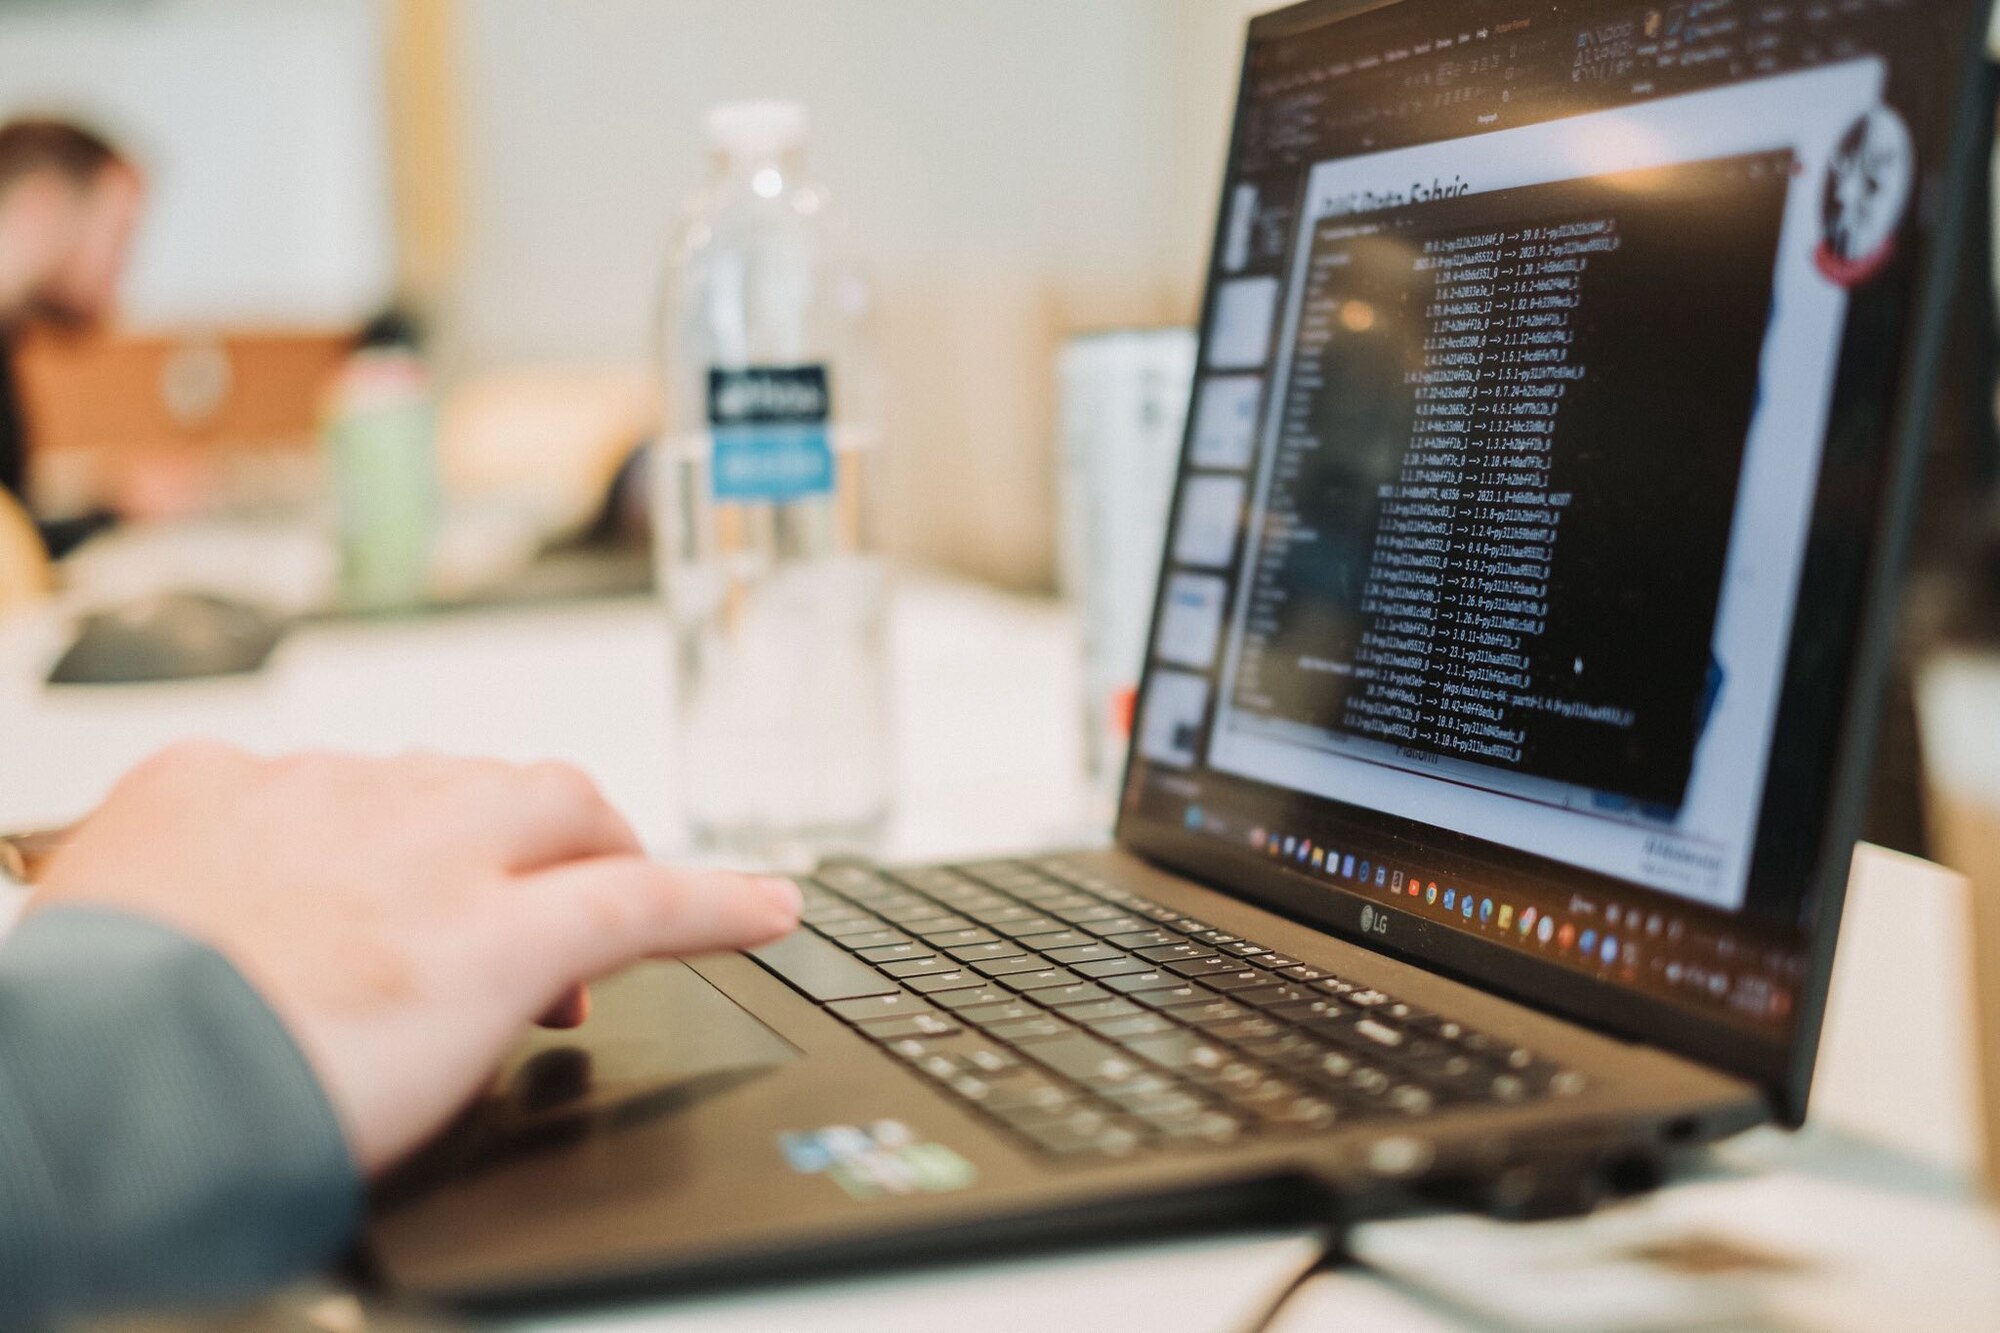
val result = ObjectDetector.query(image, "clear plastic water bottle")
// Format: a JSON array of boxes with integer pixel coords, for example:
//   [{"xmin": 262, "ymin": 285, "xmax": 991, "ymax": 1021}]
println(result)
[{"xmin": 654, "ymin": 100, "xmax": 891, "ymax": 869}]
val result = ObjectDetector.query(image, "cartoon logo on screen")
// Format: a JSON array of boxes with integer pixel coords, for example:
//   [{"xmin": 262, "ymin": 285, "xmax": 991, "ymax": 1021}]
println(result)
[{"xmin": 1815, "ymin": 106, "xmax": 1913, "ymax": 288}]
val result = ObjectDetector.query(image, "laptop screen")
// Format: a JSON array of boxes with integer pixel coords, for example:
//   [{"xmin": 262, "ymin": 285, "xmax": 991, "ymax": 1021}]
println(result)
[{"xmin": 1119, "ymin": 0, "xmax": 1976, "ymax": 1078}]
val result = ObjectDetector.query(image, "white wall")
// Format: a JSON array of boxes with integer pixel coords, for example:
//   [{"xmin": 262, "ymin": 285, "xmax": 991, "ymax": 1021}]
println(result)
[
  {"xmin": 0, "ymin": 0, "xmax": 395, "ymax": 329},
  {"xmin": 447, "ymin": 0, "xmax": 1256, "ymax": 584}
]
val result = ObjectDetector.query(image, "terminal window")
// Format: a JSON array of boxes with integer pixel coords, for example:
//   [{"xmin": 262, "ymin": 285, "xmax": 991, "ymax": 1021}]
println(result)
[{"xmin": 1225, "ymin": 151, "xmax": 1792, "ymax": 810}]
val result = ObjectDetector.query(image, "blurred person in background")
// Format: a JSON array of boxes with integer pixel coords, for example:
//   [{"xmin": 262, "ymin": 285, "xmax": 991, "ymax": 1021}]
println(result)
[{"xmin": 0, "ymin": 117, "xmax": 143, "ymax": 556}]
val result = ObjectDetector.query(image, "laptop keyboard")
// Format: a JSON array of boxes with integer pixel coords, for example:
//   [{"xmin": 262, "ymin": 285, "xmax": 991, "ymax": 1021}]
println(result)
[{"xmin": 747, "ymin": 857, "xmax": 1585, "ymax": 1162}]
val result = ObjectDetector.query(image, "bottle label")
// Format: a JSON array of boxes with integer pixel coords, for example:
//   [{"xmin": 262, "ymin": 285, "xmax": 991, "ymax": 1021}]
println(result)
[{"xmin": 708, "ymin": 365, "xmax": 835, "ymax": 501}]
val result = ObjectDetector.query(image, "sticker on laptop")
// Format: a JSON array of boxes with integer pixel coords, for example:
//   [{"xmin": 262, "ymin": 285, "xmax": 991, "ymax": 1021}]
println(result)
[
  {"xmin": 1815, "ymin": 105, "xmax": 1913, "ymax": 288},
  {"xmin": 778, "ymin": 1119, "xmax": 978, "ymax": 1201}
]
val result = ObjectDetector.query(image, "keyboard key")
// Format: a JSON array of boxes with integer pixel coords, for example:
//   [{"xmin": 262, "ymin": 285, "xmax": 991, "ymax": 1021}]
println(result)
[
  {"xmin": 1104, "ymin": 930, "xmax": 1184, "ymax": 949},
  {"xmin": 974, "ymin": 955, "xmax": 1056, "ymax": 977},
  {"xmin": 1352, "ymin": 1018, "xmax": 1406, "ymax": 1049},
  {"xmin": 1204, "ymin": 1016, "xmax": 1285, "ymax": 1045},
  {"xmin": 1167, "ymin": 958, "xmax": 1249, "ymax": 979},
  {"xmin": 831, "ymin": 929, "xmax": 911, "ymax": 952},
  {"xmin": 1220, "ymin": 941, "xmax": 1271, "ymax": 958},
  {"xmin": 750, "ymin": 930, "xmax": 901, "ymax": 1001},
  {"xmin": 827, "ymin": 993, "xmax": 934, "ymax": 1023},
  {"xmin": 978, "ymin": 1074, "xmax": 1077, "ymax": 1115},
  {"xmin": 905, "ymin": 969, "xmax": 989, "ymax": 994},
  {"xmin": 1120, "ymin": 1030, "xmax": 1231, "ymax": 1073},
  {"xmin": 883, "ymin": 957, "xmax": 965, "ymax": 979},
  {"xmin": 1014, "ymin": 1115, "xmax": 1143, "ymax": 1159},
  {"xmin": 995, "ymin": 967, "xmax": 1085, "ymax": 992},
  {"xmin": 1176, "ymin": 999, "xmax": 1254, "ymax": 1028},
  {"xmin": 923, "ymin": 928, "xmax": 999, "ymax": 949},
  {"xmin": 930, "ymin": 984, "xmax": 1015, "ymax": 1009},
  {"xmin": 857, "ymin": 942, "xmax": 937, "ymax": 965},
  {"xmin": 949, "ymin": 941, "xmax": 1031, "ymax": 964},
  {"xmin": 1053, "ymin": 904, "xmax": 1125, "ymax": 924},
  {"xmin": 811, "ymin": 915, "xmax": 890, "ymax": 939},
  {"xmin": 1101, "ymin": 970, "xmax": 1187, "ymax": 994},
  {"xmin": 1129, "ymin": 984, "xmax": 1209, "ymax": 1010},
  {"xmin": 1022, "ymin": 1033, "xmax": 1148, "ymax": 1086},
  {"xmin": 1139, "ymin": 1106, "xmax": 1244, "ymax": 1146},
  {"xmin": 1078, "ymin": 916, "xmax": 1153, "ymax": 937},
  {"xmin": 1201, "ymin": 969, "xmax": 1281, "ymax": 992},
  {"xmin": 1072, "ymin": 956, "xmax": 1155, "ymax": 979},
  {"xmin": 1009, "ymin": 929, "xmax": 1094, "ymax": 951},
  {"xmin": 907, "ymin": 916, "xmax": 980, "ymax": 939},
  {"xmin": 1091, "ymin": 1012, "xmax": 1178, "ymax": 1040},
  {"xmin": 967, "ymin": 904, "xmax": 1039, "ymax": 925},
  {"xmin": 983, "ymin": 1015, "xmax": 1076, "ymax": 1043},
  {"xmin": 957, "ymin": 1001, "xmax": 1043, "ymax": 1026},
  {"xmin": 1231, "ymin": 984, "xmax": 1314, "ymax": 1009},
  {"xmin": 1032, "ymin": 982, "xmax": 1114, "ymax": 1008},
  {"xmin": 1136, "ymin": 942, "xmax": 1222, "ymax": 965},
  {"xmin": 1058, "ymin": 997, "xmax": 1143, "ymax": 1024},
  {"xmin": 1043, "ymin": 944, "xmax": 1128, "ymax": 966},
  {"xmin": 855, "ymin": 1013, "xmax": 962, "ymax": 1040},
  {"xmin": 991, "ymin": 916, "xmax": 1068, "ymax": 938}
]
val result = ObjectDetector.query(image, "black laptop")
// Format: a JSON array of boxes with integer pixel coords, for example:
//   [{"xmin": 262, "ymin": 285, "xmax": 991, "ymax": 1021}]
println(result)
[{"xmin": 369, "ymin": 0, "xmax": 1986, "ymax": 1307}]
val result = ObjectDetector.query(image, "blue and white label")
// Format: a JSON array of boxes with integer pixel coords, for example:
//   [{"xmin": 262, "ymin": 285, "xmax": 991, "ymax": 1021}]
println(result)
[{"xmin": 709, "ymin": 364, "xmax": 835, "ymax": 501}]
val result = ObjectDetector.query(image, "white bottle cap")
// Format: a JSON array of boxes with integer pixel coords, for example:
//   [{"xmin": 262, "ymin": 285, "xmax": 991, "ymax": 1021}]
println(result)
[{"xmin": 704, "ymin": 100, "xmax": 808, "ymax": 155}]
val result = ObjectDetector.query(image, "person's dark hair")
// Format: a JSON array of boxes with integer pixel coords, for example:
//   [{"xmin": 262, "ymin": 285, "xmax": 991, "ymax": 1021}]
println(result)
[{"xmin": 0, "ymin": 118, "xmax": 123, "ymax": 195}]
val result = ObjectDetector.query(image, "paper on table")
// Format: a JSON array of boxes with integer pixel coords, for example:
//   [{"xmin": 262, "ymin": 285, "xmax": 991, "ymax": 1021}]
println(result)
[
  {"xmin": 1323, "ymin": 1130, "xmax": 2000, "ymax": 1333},
  {"xmin": 506, "ymin": 1228, "xmax": 1330, "ymax": 1333}
]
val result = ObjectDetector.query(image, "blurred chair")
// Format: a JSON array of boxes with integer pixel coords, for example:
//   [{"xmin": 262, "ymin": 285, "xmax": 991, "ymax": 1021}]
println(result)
[
  {"xmin": 437, "ymin": 365, "xmax": 658, "ymax": 539},
  {"xmin": 0, "ymin": 487, "xmax": 51, "ymax": 612}
]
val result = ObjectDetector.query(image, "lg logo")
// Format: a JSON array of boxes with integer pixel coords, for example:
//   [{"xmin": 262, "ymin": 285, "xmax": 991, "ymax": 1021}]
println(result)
[{"xmin": 1358, "ymin": 905, "xmax": 1389, "ymax": 936}]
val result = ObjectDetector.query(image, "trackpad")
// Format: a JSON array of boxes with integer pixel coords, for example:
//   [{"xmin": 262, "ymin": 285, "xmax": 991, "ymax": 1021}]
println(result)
[{"xmin": 380, "ymin": 961, "xmax": 797, "ymax": 1198}]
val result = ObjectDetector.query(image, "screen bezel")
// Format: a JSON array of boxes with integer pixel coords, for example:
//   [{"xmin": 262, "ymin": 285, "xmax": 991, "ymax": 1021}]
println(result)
[{"xmin": 1113, "ymin": 0, "xmax": 1990, "ymax": 1122}]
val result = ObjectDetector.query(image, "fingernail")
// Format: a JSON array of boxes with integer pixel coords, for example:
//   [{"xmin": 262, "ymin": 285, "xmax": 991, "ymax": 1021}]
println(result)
[{"xmin": 758, "ymin": 876, "xmax": 804, "ymax": 922}]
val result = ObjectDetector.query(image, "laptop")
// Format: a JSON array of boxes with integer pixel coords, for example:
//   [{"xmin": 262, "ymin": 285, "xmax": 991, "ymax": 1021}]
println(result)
[{"xmin": 369, "ymin": 0, "xmax": 1987, "ymax": 1307}]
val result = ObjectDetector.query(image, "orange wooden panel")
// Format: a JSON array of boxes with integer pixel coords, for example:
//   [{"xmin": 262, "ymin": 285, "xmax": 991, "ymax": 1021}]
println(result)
[{"xmin": 13, "ymin": 327, "xmax": 351, "ymax": 454}]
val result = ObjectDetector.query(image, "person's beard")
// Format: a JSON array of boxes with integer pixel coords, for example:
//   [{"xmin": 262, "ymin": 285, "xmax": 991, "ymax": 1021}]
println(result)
[{"xmin": 20, "ymin": 289, "xmax": 101, "ymax": 333}]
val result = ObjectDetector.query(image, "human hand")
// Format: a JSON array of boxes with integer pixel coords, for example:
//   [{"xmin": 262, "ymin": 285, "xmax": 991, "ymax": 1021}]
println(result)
[{"xmin": 27, "ymin": 742, "xmax": 801, "ymax": 1174}]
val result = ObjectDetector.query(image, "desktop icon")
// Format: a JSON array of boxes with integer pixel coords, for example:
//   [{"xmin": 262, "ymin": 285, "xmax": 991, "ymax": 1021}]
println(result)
[
  {"xmin": 1283, "ymin": 836, "xmax": 1297, "ymax": 856},
  {"xmin": 1374, "ymin": 866, "xmax": 1388, "ymax": 888},
  {"xmin": 1311, "ymin": 847, "xmax": 1325, "ymax": 869},
  {"xmin": 1343, "ymin": 855, "xmax": 1356, "ymax": 878},
  {"xmin": 1580, "ymin": 929, "xmax": 1598, "ymax": 954},
  {"xmin": 1250, "ymin": 827, "xmax": 1266, "ymax": 850},
  {"xmin": 1461, "ymin": 895, "xmax": 1475, "ymax": 919},
  {"xmin": 1519, "ymin": 906, "xmax": 1537, "ymax": 936},
  {"xmin": 1497, "ymin": 904, "xmax": 1514, "ymax": 931},
  {"xmin": 1442, "ymin": 888, "xmax": 1456, "ymax": 911},
  {"xmin": 1479, "ymin": 898, "xmax": 1494, "ymax": 924},
  {"xmin": 1600, "ymin": 935, "xmax": 1620, "ymax": 966},
  {"xmin": 1392, "ymin": 870, "xmax": 1405, "ymax": 892},
  {"xmin": 1557, "ymin": 922, "xmax": 1576, "ymax": 949},
  {"xmin": 1425, "ymin": 882, "xmax": 1438, "ymax": 904},
  {"xmin": 1537, "ymin": 915, "xmax": 1555, "ymax": 944},
  {"xmin": 1358, "ymin": 860, "xmax": 1372, "ymax": 883}
]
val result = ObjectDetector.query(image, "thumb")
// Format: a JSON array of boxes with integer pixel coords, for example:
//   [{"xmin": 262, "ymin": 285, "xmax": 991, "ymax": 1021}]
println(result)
[{"xmin": 518, "ymin": 856, "xmax": 803, "ymax": 984}]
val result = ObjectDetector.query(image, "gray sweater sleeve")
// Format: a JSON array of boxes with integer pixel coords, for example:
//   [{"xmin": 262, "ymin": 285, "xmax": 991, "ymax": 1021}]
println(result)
[{"xmin": 0, "ymin": 906, "xmax": 360, "ymax": 1327}]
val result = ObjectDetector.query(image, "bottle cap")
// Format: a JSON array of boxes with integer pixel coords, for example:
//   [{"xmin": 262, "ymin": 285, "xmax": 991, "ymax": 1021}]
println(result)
[{"xmin": 704, "ymin": 100, "xmax": 808, "ymax": 155}]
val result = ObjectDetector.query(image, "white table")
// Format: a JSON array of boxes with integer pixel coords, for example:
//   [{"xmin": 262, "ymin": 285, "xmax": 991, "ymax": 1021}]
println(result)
[{"xmin": 4, "ymin": 575, "xmax": 1996, "ymax": 1330}]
